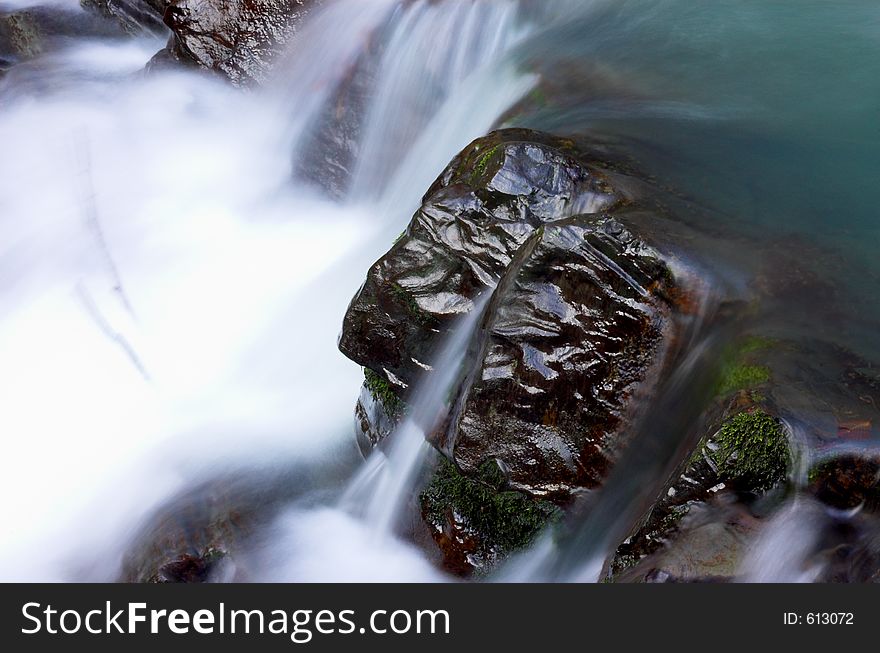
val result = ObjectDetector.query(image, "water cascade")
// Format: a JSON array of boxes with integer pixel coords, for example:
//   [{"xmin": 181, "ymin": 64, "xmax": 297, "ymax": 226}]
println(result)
[{"xmin": 342, "ymin": 292, "xmax": 491, "ymax": 539}]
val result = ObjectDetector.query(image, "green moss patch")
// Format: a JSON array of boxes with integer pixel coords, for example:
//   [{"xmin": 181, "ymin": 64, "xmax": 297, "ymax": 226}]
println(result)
[
  {"xmin": 452, "ymin": 141, "xmax": 504, "ymax": 186},
  {"xmin": 472, "ymin": 144, "xmax": 501, "ymax": 180},
  {"xmin": 717, "ymin": 363, "xmax": 771, "ymax": 395},
  {"xmin": 364, "ymin": 368, "xmax": 404, "ymax": 415},
  {"xmin": 710, "ymin": 409, "xmax": 790, "ymax": 492},
  {"xmin": 420, "ymin": 458, "xmax": 558, "ymax": 555},
  {"xmin": 715, "ymin": 335, "xmax": 776, "ymax": 396}
]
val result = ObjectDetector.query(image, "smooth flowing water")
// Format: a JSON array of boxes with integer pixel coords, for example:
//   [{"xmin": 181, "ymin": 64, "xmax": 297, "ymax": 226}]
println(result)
[
  {"xmin": 1, "ymin": 0, "xmax": 878, "ymax": 582},
  {"xmin": 342, "ymin": 292, "xmax": 491, "ymax": 539}
]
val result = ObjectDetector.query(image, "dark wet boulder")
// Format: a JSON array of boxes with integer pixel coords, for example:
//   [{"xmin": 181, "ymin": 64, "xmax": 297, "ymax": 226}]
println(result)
[
  {"xmin": 808, "ymin": 453, "xmax": 880, "ymax": 512},
  {"xmin": 340, "ymin": 128, "xmax": 679, "ymax": 504},
  {"xmin": 449, "ymin": 214, "xmax": 675, "ymax": 498},
  {"xmin": 80, "ymin": 0, "xmax": 167, "ymax": 35},
  {"xmin": 340, "ymin": 129, "xmax": 618, "ymax": 392},
  {"xmin": 154, "ymin": 0, "xmax": 318, "ymax": 85}
]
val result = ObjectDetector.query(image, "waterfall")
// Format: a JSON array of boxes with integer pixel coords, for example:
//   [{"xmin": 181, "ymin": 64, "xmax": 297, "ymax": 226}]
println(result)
[
  {"xmin": 269, "ymin": 0, "xmax": 533, "ymax": 210},
  {"xmin": 0, "ymin": 0, "xmax": 534, "ymax": 581},
  {"xmin": 268, "ymin": 0, "xmax": 399, "ymax": 155},
  {"xmin": 348, "ymin": 0, "xmax": 524, "ymax": 202},
  {"xmin": 342, "ymin": 293, "xmax": 491, "ymax": 539}
]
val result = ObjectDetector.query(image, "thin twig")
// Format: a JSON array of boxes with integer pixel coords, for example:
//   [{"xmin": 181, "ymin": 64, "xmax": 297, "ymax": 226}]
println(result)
[
  {"xmin": 76, "ymin": 282, "xmax": 150, "ymax": 382},
  {"xmin": 74, "ymin": 131, "xmax": 136, "ymax": 319}
]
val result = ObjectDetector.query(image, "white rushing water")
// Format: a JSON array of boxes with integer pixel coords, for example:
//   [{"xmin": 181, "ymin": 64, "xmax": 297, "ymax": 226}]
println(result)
[
  {"xmin": 342, "ymin": 293, "xmax": 491, "ymax": 539},
  {"xmin": 269, "ymin": 0, "xmax": 400, "ymax": 157},
  {"xmin": 0, "ymin": 0, "xmax": 534, "ymax": 581},
  {"xmin": 736, "ymin": 499, "xmax": 826, "ymax": 583},
  {"xmin": 349, "ymin": 0, "xmax": 524, "ymax": 201}
]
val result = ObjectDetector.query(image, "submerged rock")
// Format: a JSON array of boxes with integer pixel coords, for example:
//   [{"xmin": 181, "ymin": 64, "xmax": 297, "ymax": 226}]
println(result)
[
  {"xmin": 149, "ymin": 548, "xmax": 229, "ymax": 583},
  {"xmin": 611, "ymin": 396, "xmax": 792, "ymax": 580},
  {"xmin": 121, "ymin": 452, "xmax": 362, "ymax": 582},
  {"xmin": 340, "ymin": 128, "xmax": 678, "ymax": 503},
  {"xmin": 120, "ymin": 480, "xmax": 246, "ymax": 583},
  {"xmin": 154, "ymin": 0, "xmax": 317, "ymax": 85},
  {"xmin": 808, "ymin": 453, "xmax": 880, "ymax": 512},
  {"xmin": 0, "ymin": 4, "xmax": 120, "ymax": 66},
  {"xmin": 621, "ymin": 497, "xmax": 762, "ymax": 583}
]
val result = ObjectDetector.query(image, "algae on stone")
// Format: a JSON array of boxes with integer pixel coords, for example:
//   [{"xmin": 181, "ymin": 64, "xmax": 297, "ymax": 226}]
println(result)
[
  {"xmin": 363, "ymin": 367, "xmax": 404, "ymax": 416},
  {"xmin": 420, "ymin": 458, "xmax": 558, "ymax": 561},
  {"xmin": 709, "ymin": 409, "xmax": 790, "ymax": 492}
]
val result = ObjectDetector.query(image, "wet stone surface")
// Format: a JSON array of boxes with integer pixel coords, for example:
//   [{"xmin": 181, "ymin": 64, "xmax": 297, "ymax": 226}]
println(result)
[
  {"xmin": 340, "ymin": 128, "xmax": 678, "ymax": 502},
  {"xmin": 156, "ymin": 0, "xmax": 318, "ymax": 85}
]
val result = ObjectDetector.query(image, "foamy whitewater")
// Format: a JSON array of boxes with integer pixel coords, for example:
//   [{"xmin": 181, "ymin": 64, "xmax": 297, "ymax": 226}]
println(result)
[{"xmin": 0, "ymin": 0, "xmax": 532, "ymax": 581}]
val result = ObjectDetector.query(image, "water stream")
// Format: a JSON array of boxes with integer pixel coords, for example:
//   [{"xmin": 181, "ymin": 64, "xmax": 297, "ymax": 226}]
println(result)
[{"xmin": 342, "ymin": 292, "xmax": 491, "ymax": 540}]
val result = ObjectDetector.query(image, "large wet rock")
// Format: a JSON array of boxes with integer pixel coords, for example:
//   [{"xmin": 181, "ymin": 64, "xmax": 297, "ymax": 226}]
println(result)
[
  {"xmin": 80, "ymin": 0, "xmax": 167, "ymax": 34},
  {"xmin": 155, "ymin": 0, "xmax": 317, "ymax": 85},
  {"xmin": 340, "ymin": 128, "xmax": 679, "ymax": 502},
  {"xmin": 341, "ymin": 129, "xmax": 616, "ymax": 388}
]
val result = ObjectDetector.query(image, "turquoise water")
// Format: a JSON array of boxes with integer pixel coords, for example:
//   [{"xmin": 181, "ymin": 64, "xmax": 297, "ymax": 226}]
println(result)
[{"xmin": 521, "ymin": 0, "xmax": 880, "ymax": 237}]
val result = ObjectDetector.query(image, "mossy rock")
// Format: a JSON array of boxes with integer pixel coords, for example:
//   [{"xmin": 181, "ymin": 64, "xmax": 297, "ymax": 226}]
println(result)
[
  {"xmin": 363, "ymin": 367, "xmax": 404, "ymax": 416},
  {"xmin": 420, "ymin": 458, "xmax": 559, "ymax": 575},
  {"xmin": 707, "ymin": 409, "xmax": 791, "ymax": 493},
  {"xmin": 610, "ymin": 406, "xmax": 790, "ymax": 578}
]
